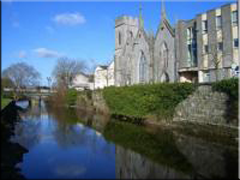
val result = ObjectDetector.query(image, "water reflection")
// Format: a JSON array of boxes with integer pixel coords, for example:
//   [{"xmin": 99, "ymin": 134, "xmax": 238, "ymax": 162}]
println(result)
[
  {"xmin": 11, "ymin": 101, "xmax": 238, "ymax": 179},
  {"xmin": 115, "ymin": 145, "xmax": 189, "ymax": 179}
]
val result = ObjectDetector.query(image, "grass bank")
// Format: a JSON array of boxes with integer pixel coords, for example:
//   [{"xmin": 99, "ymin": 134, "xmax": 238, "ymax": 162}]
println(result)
[{"xmin": 1, "ymin": 97, "xmax": 12, "ymax": 109}]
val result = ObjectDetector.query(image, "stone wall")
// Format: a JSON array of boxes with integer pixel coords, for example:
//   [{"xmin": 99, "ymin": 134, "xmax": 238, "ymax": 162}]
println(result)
[
  {"xmin": 173, "ymin": 85, "xmax": 237, "ymax": 127},
  {"xmin": 91, "ymin": 90, "xmax": 109, "ymax": 114}
]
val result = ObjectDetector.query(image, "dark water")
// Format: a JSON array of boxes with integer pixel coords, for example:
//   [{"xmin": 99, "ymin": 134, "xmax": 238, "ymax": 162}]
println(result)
[{"xmin": 11, "ymin": 101, "xmax": 238, "ymax": 179}]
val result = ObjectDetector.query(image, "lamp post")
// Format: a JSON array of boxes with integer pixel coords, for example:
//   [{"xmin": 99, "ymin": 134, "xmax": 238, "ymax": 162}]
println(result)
[{"xmin": 47, "ymin": 77, "xmax": 52, "ymax": 93}]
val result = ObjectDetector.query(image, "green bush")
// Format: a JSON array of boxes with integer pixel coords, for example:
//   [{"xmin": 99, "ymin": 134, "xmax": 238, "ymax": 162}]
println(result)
[
  {"xmin": 66, "ymin": 88, "xmax": 78, "ymax": 106},
  {"xmin": 212, "ymin": 78, "xmax": 238, "ymax": 120},
  {"xmin": 103, "ymin": 82, "xmax": 196, "ymax": 120},
  {"xmin": 212, "ymin": 78, "xmax": 238, "ymax": 99}
]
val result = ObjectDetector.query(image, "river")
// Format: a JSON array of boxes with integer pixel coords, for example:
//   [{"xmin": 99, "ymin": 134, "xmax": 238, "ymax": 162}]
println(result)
[{"xmin": 10, "ymin": 100, "xmax": 238, "ymax": 179}]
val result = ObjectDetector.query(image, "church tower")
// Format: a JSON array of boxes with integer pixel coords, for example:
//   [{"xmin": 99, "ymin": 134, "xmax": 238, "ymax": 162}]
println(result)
[{"xmin": 114, "ymin": 16, "xmax": 138, "ymax": 86}]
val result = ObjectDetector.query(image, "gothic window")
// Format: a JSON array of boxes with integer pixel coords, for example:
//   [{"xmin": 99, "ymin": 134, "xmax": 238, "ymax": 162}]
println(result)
[
  {"xmin": 216, "ymin": 15, "xmax": 222, "ymax": 30},
  {"xmin": 202, "ymin": 20, "xmax": 208, "ymax": 33},
  {"xmin": 119, "ymin": 32, "xmax": 121, "ymax": 45},
  {"xmin": 161, "ymin": 42, "xmax": 168, "ymax": 69},
  {"xmin": 232, "ymin": 10, "xmax": 238, "ymax": 25},
  {"xmin": 139, "ymin": 51, "xmax": 147, "ymax": 83},
  {"xmin": 129, "ymin": 31, "xmax": 133, "ymax": 39},
  {"xmin": 160, "ymin": 72, "xmax": 170, "ymax": 82}
]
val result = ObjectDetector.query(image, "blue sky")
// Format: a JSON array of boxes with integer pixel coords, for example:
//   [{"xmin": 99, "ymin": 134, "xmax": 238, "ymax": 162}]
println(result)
[{"xmin": 2, "ymin": 1, "xmax": 236, "ymax": 86}]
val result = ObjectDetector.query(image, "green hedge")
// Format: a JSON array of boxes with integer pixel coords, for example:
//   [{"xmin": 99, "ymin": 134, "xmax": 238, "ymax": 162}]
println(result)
[
  {"xmin": 212, "ymin": 78, "xmax": 238, "ymax": 99},
  {"xmin": 103, "ymin": 83, "xmax": 196, "ymax": 120},
  {"xmin": 212, "ymin": 78, "xmax": 238, "ymax": 120}
]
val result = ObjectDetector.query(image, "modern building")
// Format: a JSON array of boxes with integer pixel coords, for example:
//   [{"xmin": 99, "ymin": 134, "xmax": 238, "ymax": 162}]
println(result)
[{"xmin": 176, "ymin": 2, "xmax": 239, "ymax": 83}]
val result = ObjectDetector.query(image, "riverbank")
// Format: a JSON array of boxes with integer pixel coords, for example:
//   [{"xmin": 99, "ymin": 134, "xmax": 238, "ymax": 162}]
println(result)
[
  {"xmin": 1, "ymin": 101, "xmax": 28, "ymax": 179},
  {"xmin": 1, "ymin": 97, "xmax": 12, "ymax": 109}
]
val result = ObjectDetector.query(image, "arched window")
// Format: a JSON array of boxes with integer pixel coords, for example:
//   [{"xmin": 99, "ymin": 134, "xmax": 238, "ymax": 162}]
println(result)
[
  {"xmin": 129, "ymin": 31, "xmax": 133, "ymax": 39},
  {"xmin": 161, "ymin": 42, "xmax": 168, "ymax": 68},
  {"xmin": 119, "ymin": 32, "xmax": 121, "ymax": 45},
  {"xmin": 139, "ymin": 51, "xmax": 147, "ymax": 83},
  {"xmin": 160, "ymin": 72, "xmax": 170, "ymax": 82}
]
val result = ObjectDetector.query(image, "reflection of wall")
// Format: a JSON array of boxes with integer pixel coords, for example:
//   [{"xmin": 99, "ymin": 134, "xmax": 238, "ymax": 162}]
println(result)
[
  {"xmin": 115, "ymin": 145, "xmax": 189, "ymax": 179},
  {"xmin": 175, "ymin": 134, "xmax": 238, "ymax": 179},
  {"xmin": 75, "ymin": 108, "xmax": 110, "ymax": 133}
]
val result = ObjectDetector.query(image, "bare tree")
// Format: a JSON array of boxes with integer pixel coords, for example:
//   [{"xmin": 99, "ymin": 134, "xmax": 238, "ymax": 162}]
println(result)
[
  {"xmin": 208, "ymin": 43, "xmax": 231, "ymax": 82},
  {"xmin": 2, "ymin": 62, "xmax": 41, "ymax": 97},
  {"xmin": 52, "ymin": 57, "xmax": 87, "ymax": 89}
]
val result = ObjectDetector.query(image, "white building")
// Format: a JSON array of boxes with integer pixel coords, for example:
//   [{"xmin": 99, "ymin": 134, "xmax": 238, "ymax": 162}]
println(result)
[
  {"xmin": 107, "ymin": 61, "xmax": 115, "ymax": 86},
  {"xmin": 94, "ymin": 65, "xmax": 108, "ymax": 89},
  {"xmin": 71, "ymin": 73, "xmax": 94, "ymax": 91}
]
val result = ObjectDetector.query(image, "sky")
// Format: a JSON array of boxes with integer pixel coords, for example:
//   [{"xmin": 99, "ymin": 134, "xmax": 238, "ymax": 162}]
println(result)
[{"xmin": 2, "ymin": 0, "xmax": 236, "ymax": 86}]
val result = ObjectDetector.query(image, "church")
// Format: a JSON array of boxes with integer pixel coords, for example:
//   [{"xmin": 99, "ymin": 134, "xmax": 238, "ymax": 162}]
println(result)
[{"xmin": 114, "ymin": 3, "xmax": 176, "ymax": 86}]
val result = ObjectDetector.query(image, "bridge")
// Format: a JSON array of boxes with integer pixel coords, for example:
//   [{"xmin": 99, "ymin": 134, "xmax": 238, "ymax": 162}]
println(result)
[{"xmin": 3, "ymin": 88, "xmax": 56, "ymax": 103}]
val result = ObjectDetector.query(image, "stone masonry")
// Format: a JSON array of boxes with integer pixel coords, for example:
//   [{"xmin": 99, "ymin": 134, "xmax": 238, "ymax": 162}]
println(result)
[{"xmin": 173, "ymin": 85, "xmax": 237, "ymax": 127}]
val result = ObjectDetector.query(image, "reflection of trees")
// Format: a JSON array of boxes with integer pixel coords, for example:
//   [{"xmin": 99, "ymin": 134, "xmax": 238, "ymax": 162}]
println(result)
[
  {"xmin": 12, "ymin": 101, "xmax": 47, "ymax": 149},
  {"xmin": 12, "ymin": 118, "xmax": 41, "ymax": 149},
  {"xmin": 45, "ymin": 105, "xmax": 114, "ymax": 157}
]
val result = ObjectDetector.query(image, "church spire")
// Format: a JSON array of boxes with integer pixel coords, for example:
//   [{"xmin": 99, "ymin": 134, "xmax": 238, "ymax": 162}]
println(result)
[
  {"xmin": 139, "ymin": 3, "xmax": 144, "ymax": 29},
  {"xmin": 161, "ymin": 0, "xmax": 166, "ymax": 20}
]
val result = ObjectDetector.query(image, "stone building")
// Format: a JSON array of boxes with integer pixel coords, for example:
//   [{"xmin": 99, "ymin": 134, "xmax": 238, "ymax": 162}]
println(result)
[
  {"xmin": 114, "ymin": 3, "xmax": 176, "ymax": 86},
  {"xmin": 114, "ymin": 1, "xmax": 239, "ymax": 85},
  {"xmin": 175, "ymin": 2, "xmax": 239, "ymax": 83}
]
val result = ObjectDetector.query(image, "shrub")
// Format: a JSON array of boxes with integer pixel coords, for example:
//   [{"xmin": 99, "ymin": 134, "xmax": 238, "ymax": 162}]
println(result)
[
  {"xmin": 212, "ymin": 78, "xmax": 238, "ymax": 121},
  {"xmin": 212, "ymin": 78, "xmax": 238, "ymax": 99},
  {"xmin": 66, "ymin": 88, "xmax": 78, "ymax": 106},
  {"xmin": 103, "ymin": 82, "xmax": 196, "ymax": 120}
]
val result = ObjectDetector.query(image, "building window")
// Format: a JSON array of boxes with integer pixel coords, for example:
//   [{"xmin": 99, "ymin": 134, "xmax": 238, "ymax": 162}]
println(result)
[
  {"xmin": 204, "ymin": 44, "xmax": 209, "ymax": 54},
  {"xmin": 139, "ymin": 51, "xmax": 147, "ymax": 83},
  {"xmin": 216, "ymin": 16, "xmax": 222, "ymax": 30},
  {"xmin": 202, "ymin": 20, "xmax": 208, "ymax": 33},
  {"xmin": 234, "ymin": 38, "xmax": 239, "ymax": 48},
  {"xmin": 119, "ymin": 32, "xmax": 121, "ymax": 45},
  {"xmin": 162, "ymin": 42, "xmax": 168, "ymax": 68},
  {"xmin": 231, "ymin": 10, "xmax": 238, "ymax": 25},
  {"xmin": 187, "ymin": 25, "xmax": 197, "ymax": 67},
  {"xmin": 218, "ymin": 42, "xmax": 223, "ymax": 51}
]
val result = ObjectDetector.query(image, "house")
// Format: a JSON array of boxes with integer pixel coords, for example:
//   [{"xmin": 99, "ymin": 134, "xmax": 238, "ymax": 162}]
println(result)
[
  {"xmin": 71, "ymin": 73, "xmax": 94, "ymax": 91},
  {"xmin": 94, "ymin": 65, "xmax": 108, "ymax": 89}
]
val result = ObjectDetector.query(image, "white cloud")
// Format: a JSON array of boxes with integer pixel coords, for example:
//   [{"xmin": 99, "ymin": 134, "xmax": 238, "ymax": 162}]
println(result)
[
  {"xmin": 53, "ymin": 12, "xmax": 86, "ymax": 26},
  {"xmin": 34, "ymin": 48, "xmax": 62, "ymax": 58},
  {"xmin": 18, "ymin": 50, "xmax": 27, "ymax": 58}
]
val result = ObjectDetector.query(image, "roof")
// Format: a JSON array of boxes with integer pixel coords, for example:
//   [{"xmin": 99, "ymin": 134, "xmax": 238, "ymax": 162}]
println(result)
[{"xmin": 98, "ymin": 65, "xmax": 108, "ymax": 69}]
